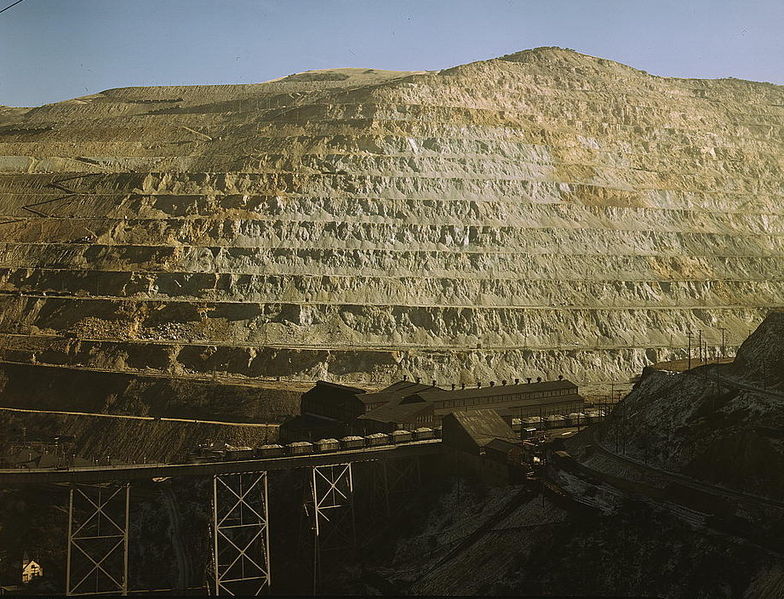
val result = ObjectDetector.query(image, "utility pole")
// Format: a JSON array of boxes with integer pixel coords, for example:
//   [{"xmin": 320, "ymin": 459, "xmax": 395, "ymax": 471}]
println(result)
[
  {"xmin": 713, "ymin": 365, "xmax": 719, "ymax": 411},
  {"xmin": 687, "ymin": 331, "xmax": 692, "ymax": 371},
  {"xmin": 720, "ymin": 327, "xmax": 727, "ymax": 361},
  {"xmin": 698, "ymin": 330, "xmax": 702, "ymax": 366},
  {"xmin": 621, "ymin": 398, "xmax": 626, "ymax": 455},
  {"xmin": 614, "ymin": 397, "xmax": 619, "ymax": 453}
]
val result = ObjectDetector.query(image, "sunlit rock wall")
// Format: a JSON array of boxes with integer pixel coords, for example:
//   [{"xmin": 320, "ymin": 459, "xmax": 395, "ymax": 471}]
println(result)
[{"xmin": 0, "ymin": 48, "xmax": 782, "ymax": 390}]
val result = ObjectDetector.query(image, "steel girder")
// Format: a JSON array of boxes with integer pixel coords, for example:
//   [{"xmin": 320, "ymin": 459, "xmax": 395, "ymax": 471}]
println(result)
[
  {"xmin": 211, "ymin": 472, "xmax": 271, "ymax": 596},
  {"xmin": 66, "ymin": 483, "xmax": 129, "ymax": 596}
]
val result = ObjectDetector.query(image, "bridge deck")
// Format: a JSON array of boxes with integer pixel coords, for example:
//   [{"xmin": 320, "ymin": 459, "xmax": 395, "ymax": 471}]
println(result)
[{"xmin": 0, "ymin": 439, "xmax": 442, "ymax": 485}]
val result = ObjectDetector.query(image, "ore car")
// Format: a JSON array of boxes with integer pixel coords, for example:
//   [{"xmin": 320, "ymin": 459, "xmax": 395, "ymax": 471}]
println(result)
[
  {"xmin": 524, "ymin": 416, "xmax": 543, "ymax": 429},
  {"xmin": 584, "ymin": 409, "xmax": 601, "ymax": 424},
  {"xmin": 288, "ymin": 441, "xmax": 314, "ymax": 455},
  {"xmin": 412, "ymin": 427, "xmax": 435, "ymax": 441},
  {"xmin": 314, "ymin": 438, "xmax": 340, "ymax": 453},
  {"xmin": 391, "ymin": 429, "xmax": 413, "ymax": 443},
  {"xmin": 256, "ymin": 444, "xmax": 284, "ymax": 458},
  {"xmin": 340, "ymin": 435, "xmax": 366, "ymax": 450},
  {"xmin": 544, "ymin": 414, "xmax": 565, "ymax": 429},
  {"xmin": 225, "ymin": 447, "xmax": 254, "ymax": 460},
  {"xmin": 365, "ymin": 433, "xmax": 390, "ymax": 447}
]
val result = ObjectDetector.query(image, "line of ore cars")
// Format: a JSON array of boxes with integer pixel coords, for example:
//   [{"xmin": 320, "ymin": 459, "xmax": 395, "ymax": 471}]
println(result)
[
  {"xmin": 189, "ymin": 409, "xmax": 607, "ymax": 462},
  {"xmin": 189, "ymin": 427, "xmax": 441, "ymax": 462}
]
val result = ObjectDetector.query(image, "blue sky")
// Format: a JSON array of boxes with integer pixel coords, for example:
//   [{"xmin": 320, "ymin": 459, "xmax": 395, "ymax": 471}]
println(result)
[{"xmin": 1, "ymin": 0, "xmax": 782, "ymax": 106}]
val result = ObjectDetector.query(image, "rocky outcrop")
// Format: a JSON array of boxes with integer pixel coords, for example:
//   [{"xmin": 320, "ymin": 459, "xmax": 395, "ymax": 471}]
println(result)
[{"xmin": 0, "ymin": 48, "xmax": 782, "ymax": 395}]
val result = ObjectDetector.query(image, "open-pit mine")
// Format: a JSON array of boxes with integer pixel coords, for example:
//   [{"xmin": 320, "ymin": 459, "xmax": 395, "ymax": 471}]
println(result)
[{"xmin": 0, "ymin": 46, "xmax": 782, "ymax": 404}]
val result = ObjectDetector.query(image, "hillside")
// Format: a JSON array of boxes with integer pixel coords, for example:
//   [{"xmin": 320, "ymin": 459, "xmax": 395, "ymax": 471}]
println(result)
[
  {"xmin": 585, "ymin": 310, "xmax": 784, "ymax": 500},
  {"xmin": 0, "ymin": 410, "xmax": 276, "ymax": 464},
  {"xmin": 1, "ymin": 47, "xmax": 783, "ymax": 406},
  {"xmin": 342, "ymin": 315, "xmax": 784, "ymax": 598}
]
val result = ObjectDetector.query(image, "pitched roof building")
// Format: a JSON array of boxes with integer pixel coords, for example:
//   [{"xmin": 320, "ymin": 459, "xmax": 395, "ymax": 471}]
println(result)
[
  {"xmin": 355, "ymin": 399, "xmax": 436, "ymax": 433},
  {"xmin": 300, "ymin": 380, "xmax": 367, "ymax": 422},
  {"xmin": 356, "ymin": 380, "xmax": 440, "ymax": 413},
  {"xmin": 402, "ymin": 379, "xmax": 583, "ymax": 418},
  {"xmin": 21, "ymin": 555, "xmax": 43, "ymax": 585},
  {"xmin": 441, "ymin": 409, "xmax": 523, "ymax": 486},
  {"xmin": 441, "ymin": 409, "xmax": 518, "ymax": 455}
]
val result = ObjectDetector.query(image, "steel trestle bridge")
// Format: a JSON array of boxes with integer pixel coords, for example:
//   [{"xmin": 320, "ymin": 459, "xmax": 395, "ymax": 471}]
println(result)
[{"xmin": 2, "ymin": 439, "xmax": 441, "ymax": 596}]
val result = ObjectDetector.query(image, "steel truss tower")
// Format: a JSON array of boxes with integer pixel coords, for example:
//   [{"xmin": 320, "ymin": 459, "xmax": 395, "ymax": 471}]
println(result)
[
  {"xmin": 212, "ymin": 472, "xmax": 271, "ymax": 596},
  {"xmin": 309, "ymin": 463, "xmax": 356, "ymax": 590},
  {"xmin": 66, "ymin": 483, "xmax": 130, "ymax": 596}
]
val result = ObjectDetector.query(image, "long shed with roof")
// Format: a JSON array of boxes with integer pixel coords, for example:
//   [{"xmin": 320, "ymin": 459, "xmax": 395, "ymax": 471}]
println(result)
[
  {"xmin": 402, "ymin": 379, "xmax": 583, "ymax": 419},
  {"xmin": 356, "ymin": 380, "xmax": 440, "ymax": 413}
]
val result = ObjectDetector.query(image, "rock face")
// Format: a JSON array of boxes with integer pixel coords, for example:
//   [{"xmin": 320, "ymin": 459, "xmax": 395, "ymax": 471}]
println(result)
[{"xmin": 0, "ymin": 47, "xmax": 782, "ymax": 393}]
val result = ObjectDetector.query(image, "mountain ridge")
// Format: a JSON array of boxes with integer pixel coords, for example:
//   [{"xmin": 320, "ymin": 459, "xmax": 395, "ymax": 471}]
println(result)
[{"xmin": 6, "ymin": 46, "xmax": 782, "ymax": 110}]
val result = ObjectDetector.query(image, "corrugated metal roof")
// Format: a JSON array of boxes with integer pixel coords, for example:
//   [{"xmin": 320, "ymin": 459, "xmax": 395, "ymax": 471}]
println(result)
[
  {"xmin": 448, "ymin": 397, "xmax": 585, "ymax": 418},
  {"xmin": 358, "ymin": 400, "xmax": 432, "ymax": 423},
  {"xmin": 448, "ymin": 409, "xmax": 517, "ymax": 447},
  {"xmin": 357, "ymin": 381, "xmax": 439, "ymax": 404},
  {"xmin": 380, "ymin": 380, "xmax": 432, "ymax": 393},
  {"xmin": 485, "ymin": 438, "xmax": 520, "ymax": 453}
]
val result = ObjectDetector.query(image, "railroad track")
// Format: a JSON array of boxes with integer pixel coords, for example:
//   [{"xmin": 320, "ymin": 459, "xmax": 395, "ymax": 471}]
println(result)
[
  {"xmin": 0, "ymin": 405, "xmax": 277, "ymax": 428},
  {"xmin": 0, "ymin": 439, "xmax": 442, "ymax": 484},
  {"xmin": 590, "ymin": 430, "xmax": 784, "ymax": 511}
]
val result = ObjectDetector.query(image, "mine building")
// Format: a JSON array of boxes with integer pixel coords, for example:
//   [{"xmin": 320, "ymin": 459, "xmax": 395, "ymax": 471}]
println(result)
[
  {"xmin": 356, "ymin": 380, "xmax": 440, "ymax": 413},
  {"xmin": 280, "ymin": 381, "xmax": 368, "ymax": 442},
  {"xmin": 285, "ymin": 377, "xmax": 583, "ymax": 442},
  {"xmin": 282, "ymin": 379, "xmax": 441, "ymax": 442},
  {"xmin": 401, "ymin": 378, "xmax": 583, "ymax": 420},
  {"xmin": 354, "ymin": 399, "xmax": 437, "ymax": 434},
  {"xmin": 300, "ymin": 380, "xmax": 368, "ymax": 422},
  {"xmin": 441, "ymin": 409, "xmax": 524, "ymax": 485}
]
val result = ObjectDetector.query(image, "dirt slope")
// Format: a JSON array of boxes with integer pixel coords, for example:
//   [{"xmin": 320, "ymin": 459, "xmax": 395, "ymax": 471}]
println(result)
[{"xmin": 590, "ymin": 310, "xmax": 784, "ymax": 500}]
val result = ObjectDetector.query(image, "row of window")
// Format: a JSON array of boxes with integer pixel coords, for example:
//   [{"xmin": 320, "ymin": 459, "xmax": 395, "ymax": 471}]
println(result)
[{"xmin": 435, "ymin": 390, "xmax": 575, "ymax": 409}]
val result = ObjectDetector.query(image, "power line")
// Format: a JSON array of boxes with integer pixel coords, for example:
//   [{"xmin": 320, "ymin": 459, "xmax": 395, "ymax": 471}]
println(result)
[{"xmin": 0, "ymin": 0, "xmax": 25, "ymax": 15}]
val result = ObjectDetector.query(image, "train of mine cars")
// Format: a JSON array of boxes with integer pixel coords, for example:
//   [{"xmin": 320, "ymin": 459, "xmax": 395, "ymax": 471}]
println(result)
[
  {"xmin": 189, "ymin": 427, "xmax": 441, "ymax": 462},
  {"xmin": 511, "ymin": 409, "xmax": 607, "ymax": 431},
  {"xmin": 189, "ymin": 408, "xmax": 608, "ymax": 462}
]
